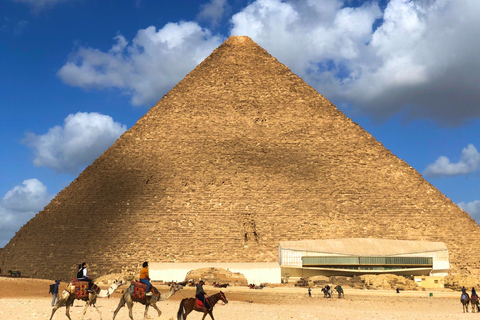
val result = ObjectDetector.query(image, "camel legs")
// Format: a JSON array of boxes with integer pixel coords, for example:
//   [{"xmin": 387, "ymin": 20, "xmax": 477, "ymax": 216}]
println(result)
[
  {"xmin": 81, "ymin": 302, "xmax": 102, "ymax": 320},
  {"xmin": 50, "ymin": 292, "xmax": 73, "ymax": 320},
  {"xmin": 112, "ymin": 297, "xmax": 125, "ymax": 320},
  {"xmin": 113, "ymin": 296, "xmax": 135, "ymax": 320},
  {"xmin": 150, "ymin": 302, "xmax": 162, "ymax": 318}
]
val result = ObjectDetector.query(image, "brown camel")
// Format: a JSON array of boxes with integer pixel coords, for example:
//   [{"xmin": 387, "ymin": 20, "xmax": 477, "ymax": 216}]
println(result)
[
  {"xmin": 113, "ymin": 282, "xmax": 183, "ymax": 320},
  {"xmin": 461, "ymin": 292, "xmax": 470, "ymax": 313},
  {"xmin": 50, "ymin": 278, "xmax": 125, "ymax": 320}
]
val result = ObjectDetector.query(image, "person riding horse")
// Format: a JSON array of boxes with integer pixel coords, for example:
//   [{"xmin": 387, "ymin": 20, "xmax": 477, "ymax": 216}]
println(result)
[{"xmin": 196, "ymin": 280, "xmax": 211, "ymax": 310}]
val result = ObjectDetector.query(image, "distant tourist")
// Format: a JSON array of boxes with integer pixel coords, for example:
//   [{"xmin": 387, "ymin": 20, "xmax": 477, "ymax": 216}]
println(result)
[
  {"xmin": 308, "ymin": 287, "xmax": 312, "ymax": 297},
  {"xmin": 140, "ymin": 261, "xmax": 153, "ymax": 296},
  {"xmin": 50, "ymin": 280, "xmax": 60, "ymax": 306}
]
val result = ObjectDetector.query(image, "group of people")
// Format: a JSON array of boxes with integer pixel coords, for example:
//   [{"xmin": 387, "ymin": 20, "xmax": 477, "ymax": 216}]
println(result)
[
  {"xmin": 461, "ymin": 286, "xmax": 478, "ymax": 299},
  {"xmin": 68, "ymin": 260, "xmax": 211, "ymax": 310}
]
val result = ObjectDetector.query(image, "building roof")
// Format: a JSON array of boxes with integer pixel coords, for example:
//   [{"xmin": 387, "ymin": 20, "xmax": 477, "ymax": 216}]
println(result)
[{"xmin": 279, "ymin": 238, "xmax": 447, "ymax": 256}]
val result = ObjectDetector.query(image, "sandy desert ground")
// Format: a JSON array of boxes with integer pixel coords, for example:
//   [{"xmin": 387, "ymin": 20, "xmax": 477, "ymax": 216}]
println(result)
[{"xmin": 0, "ymin": 276, "xmax": 475, "ymax": 320}]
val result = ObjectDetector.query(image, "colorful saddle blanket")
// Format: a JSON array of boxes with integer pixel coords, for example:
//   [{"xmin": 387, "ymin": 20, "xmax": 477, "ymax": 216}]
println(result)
[
  {"xmin": 130, "ymin": 281, "xmax": 160, "ymax": 300},
  {"xmin": 70, "ymin": 279, "xmax": 100, "ymax": 299}
]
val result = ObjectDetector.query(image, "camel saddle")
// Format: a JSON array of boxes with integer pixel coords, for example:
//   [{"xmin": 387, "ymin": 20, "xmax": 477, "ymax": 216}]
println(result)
[
  {"xmin": 130, "ymin": 281, "xmax": 160, "ymax": 301},
  {"xmin": 70, "ymin": 279, "xmax": 100, "ymax": 299}
]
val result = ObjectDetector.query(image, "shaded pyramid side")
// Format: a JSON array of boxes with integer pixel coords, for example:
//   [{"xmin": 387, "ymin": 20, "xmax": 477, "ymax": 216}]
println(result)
[{"xmin": 1, "ymin": 36, "xmax": 479, "ymax": 280}]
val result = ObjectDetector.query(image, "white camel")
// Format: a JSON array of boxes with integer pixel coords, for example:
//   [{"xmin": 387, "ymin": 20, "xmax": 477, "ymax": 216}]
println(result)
[
  {"xmin": 113, "ymin": 282, "xmax": 183, "ymax": 320},
  {"xmin": 50, "ymin": 278, "xmax": 126, "ymax": 320}
]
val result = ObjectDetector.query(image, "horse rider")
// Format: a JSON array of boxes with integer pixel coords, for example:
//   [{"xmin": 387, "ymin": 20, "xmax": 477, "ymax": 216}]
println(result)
[
  {"xmin": 140, "ymin": 261, "xmax": 153, "ymax": 296},
  {"xmin": 77, "ymin": 262, "xmax": 93, "ymax": 292},
  {"xmin": 196, "ymin": 280, "xmax": 211, "ymax": 310}
]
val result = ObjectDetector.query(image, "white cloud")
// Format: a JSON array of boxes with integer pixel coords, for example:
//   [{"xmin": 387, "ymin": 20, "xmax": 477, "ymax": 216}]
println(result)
[
  {"xmin": 22, "ymin": 112, "xmax": 127, "ymax": 174},
  {"xmin": 230, "ymin": 0, "xmax": 480, "ymax": 124},
  {"xmin": 57, "ymin": 0, "xmax": 480, "ymax": 124},
  {"xmin": 57, "ymin": 22, "xmax": 223, "ymax": 106},
  {"xmin": 458, "ymin": 200, "xmax": 480, "ymax": 219},
  {"xmin": 0, "ymin": 179, "xmax": 54, "ymax": 248},
  {"xmin": 423, "ymin": 144, "xmax": 480, "ymax": 178},
  {"xmin": 197, "ymin": 0, "xmax": 230, "ymax": 26}
]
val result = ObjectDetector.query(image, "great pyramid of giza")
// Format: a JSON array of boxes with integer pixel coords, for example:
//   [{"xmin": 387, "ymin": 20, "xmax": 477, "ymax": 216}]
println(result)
[{"xmin": 1, "ymin": 36, "xmax": 479, "ymax": 280}]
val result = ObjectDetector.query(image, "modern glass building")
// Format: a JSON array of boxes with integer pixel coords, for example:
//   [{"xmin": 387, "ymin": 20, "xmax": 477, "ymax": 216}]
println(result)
[{"xmin": 279, "ymin": 238, "xmax": 449, "ymax": 278}]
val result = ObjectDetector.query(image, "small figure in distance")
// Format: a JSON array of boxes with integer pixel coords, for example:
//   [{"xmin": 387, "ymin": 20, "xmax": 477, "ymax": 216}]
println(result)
[{"xmin": 51, "ymin": 279, "xmax": 60, "ymax": 306}]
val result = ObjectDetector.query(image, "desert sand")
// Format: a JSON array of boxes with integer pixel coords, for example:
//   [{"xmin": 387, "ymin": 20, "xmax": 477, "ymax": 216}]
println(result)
[{"xmin": 0, "ymin": 276, "xmax": 472, "ymax": 320}]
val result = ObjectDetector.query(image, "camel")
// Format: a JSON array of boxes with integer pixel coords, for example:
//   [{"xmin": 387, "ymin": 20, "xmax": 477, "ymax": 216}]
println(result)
[
  {"xmin": 113, "ymin": 282, "xmax": 183, "ymax": 320},
  {"xmin": 461, "ymin": 292, "xmax": 470, "ymax": 313},
  {"xmin": 50, "ymin": 278, "xmax": 125, "ymax": 320}
]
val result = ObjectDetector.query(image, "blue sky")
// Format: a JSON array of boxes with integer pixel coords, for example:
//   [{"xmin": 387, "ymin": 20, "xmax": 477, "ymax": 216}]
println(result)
[{"xmin": 1, "ymin": 0, "xmax": 480, "ymax": 248}]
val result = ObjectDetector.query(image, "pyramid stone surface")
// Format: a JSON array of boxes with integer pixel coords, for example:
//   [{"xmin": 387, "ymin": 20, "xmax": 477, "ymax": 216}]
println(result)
[{"xmin": 1, "ymin": 36, "xmax": 480, "ymax": 280}]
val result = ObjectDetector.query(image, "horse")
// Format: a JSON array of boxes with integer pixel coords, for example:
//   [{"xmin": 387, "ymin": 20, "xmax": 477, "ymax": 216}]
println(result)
[
  {"xmin": 8, "ymin": 270, "xmax": 21, "ymax": 277},
  {"xmin": 177, "ymin": 291, "xmax": 228, "ymax": 320},
  {"xmin": 461, "ymin": 292, "xmax": 470, "ymax": 313},
  {"xmin": 471, "ymin": 294, "xmax": 479, "ymax": 313}
]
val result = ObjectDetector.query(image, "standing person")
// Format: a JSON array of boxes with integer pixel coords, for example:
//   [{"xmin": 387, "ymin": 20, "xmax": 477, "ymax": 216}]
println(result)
[
  {"xmin": 51, "ymin": 280, "xmax": 60, "ymax": 306},
  {"xmin": 77, "ymin": 262, "xmax": 93, "ymax": 291},
  {"xmin": 196, "ymin": 280, "xmax": 211, "ymax": 310},
  {"xmin": 308, "ymin": 287, "xmax": 312, "ymax": 297},
  {"xmin": 139, "ymin": 261, "xmax": 153, "ymax": 296}
]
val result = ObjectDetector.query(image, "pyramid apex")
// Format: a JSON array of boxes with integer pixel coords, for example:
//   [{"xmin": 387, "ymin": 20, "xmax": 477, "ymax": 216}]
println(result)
[{"xmin": 225, "ymin": 36, "xmax": 254, "ymax": 45}]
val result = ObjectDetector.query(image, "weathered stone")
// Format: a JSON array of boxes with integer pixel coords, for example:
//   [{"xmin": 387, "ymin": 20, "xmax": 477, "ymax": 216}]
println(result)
[{"xmin": 1, "ymin": 36, "xmax": 479, "ymax": 281}]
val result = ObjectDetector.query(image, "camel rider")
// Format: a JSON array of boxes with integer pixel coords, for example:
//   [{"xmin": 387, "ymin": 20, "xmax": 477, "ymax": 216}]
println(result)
[
  {"xmin": 196, "ymin": 280, "xmax": 211, "ymax": 310},
  {"xmin": 473, "ymin": 287, "xmax": 477, "ymax": 298},
  {"xmin": 77, "ymin": 262, "xmax": 93, "ymax": 292},
  {"xmin": 462, "ymin": 286, "xmax": 467, "ymax": 294},
  {"xmin": 140, "ymin": 261, "xmax": 153, "ymax": 296}
]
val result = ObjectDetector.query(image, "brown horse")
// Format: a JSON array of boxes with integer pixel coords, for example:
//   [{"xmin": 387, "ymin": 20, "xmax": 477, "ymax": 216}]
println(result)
[
  {"xmin": 471, "ymin": 294, "xmax": 479, "ymax": 312},
  {"xmin": 177, "ymin": 291, "xmax": 228, "ymax": 320},
  {"xmin": 461, "ymin": 292, "xmax": 470, "ymax": 313}
]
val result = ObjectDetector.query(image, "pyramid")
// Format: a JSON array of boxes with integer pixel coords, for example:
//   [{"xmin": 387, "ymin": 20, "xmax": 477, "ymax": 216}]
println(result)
[{"xmin": 1, "ymin": 36, "xmax": 480, "ymax": 280}]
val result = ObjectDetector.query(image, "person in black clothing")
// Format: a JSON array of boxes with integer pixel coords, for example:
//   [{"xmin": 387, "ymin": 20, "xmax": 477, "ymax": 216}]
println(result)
[
  {"xmin": 196, "ymin": 280, "xmax": 211, "ymax": 310},
  {"xmin": 77, "ymin": 262, "xmax": 93, "ymax": 291},
  {"xmin": 51, "ymin": 280, "xmax": 60, "ymax": 306}
]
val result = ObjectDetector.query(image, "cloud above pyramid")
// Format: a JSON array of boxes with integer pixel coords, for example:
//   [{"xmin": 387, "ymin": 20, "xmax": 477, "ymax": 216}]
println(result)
[{"xmin": 56, "ymin": 0, "xmax": 480, "ymax": 125}]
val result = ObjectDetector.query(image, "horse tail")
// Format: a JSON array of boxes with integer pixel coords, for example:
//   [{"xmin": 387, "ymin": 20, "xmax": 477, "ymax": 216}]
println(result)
[{"xmin": 177, "ymin": 298, "xmax": 186, "ymax": 320}]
